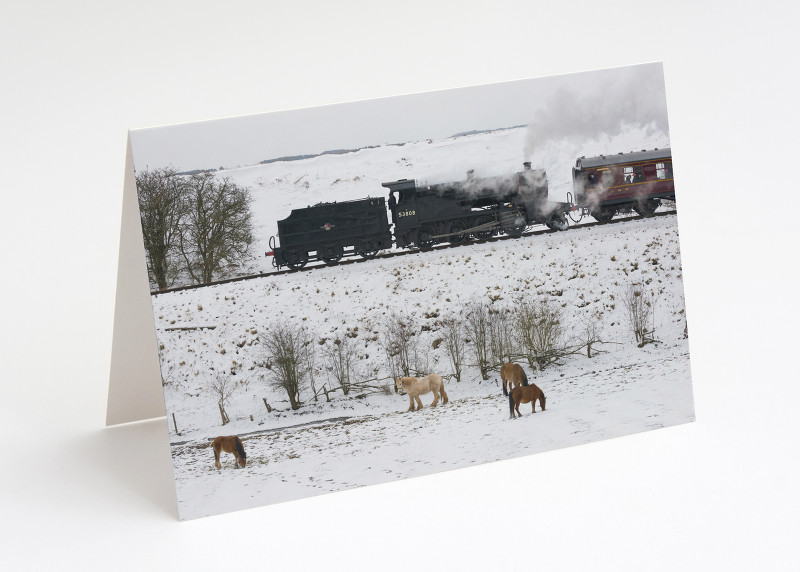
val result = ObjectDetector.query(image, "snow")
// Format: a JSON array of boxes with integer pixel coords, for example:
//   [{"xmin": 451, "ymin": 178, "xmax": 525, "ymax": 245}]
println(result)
[{"xmin": 148, "ymin": 126, "xmax": 694, "ymax": 520}]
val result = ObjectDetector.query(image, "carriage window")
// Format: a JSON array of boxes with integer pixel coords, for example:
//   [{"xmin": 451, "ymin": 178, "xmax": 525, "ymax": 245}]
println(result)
[
  {"xmin": 665, "ymin": 162, "xmax": 673, "ymax": 179},
  {"xmin": 633, "ymin": 166, "xmax": 644, "ymax": 182},
  {"xmin": 656, "ymin": 163, "xmax": 666, "ymax": 179},
  {"xmin": 623, "ymin": 166, "xmax": 634, "ymax": 183},
  {"xmin": 587, "ymin": 171, "xmax": 598, "ymax": 186}
]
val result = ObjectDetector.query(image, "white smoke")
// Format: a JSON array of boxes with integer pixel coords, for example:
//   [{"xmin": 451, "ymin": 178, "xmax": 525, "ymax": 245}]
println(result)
[
  {"xmin": 524, "ymin": 65, "xmax": 671, "ymax": 201},
  {"xmin": 524, "ymin": 64, "xmax": 670, "ymax": 160}
]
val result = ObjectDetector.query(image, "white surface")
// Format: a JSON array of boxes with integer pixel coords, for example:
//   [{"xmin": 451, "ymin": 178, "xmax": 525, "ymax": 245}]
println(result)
[{"xmin": 2, "ymin": 1, "xmax": 798, "ymax": 570}]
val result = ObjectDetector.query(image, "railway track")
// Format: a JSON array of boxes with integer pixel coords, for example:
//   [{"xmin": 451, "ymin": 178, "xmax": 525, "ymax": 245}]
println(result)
[{"xmin": 151, "ymin": 209, "xmax": 677, "ymax": 297}]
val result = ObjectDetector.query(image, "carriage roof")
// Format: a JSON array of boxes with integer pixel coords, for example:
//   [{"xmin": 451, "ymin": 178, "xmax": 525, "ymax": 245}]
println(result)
[{"xmin": 575, "ymin": 148, "xmax": 672, "ymax": 170}]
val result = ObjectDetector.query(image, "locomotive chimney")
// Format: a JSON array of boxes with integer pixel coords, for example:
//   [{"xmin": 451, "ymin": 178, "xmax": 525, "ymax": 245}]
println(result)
[{"xmin": 523, "ymin": 162, "xmax": 532, "ymax": 171}]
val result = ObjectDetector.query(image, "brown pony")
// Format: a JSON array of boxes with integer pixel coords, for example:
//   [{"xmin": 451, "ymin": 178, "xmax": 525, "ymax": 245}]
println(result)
[
  {"xmin": 212, "ymin": 435, "xmax": 247, "ymax": 469},
  {"xmin": 396, "ymin": 374, "xmax": 449, "ymax": 412},
  {"xmin": 500, "ymin": 362, "xmax": 531, "ymax": 396},
  {"xmin": 509, "ymin": 383, "xmax": 546, "ymax": 419}
]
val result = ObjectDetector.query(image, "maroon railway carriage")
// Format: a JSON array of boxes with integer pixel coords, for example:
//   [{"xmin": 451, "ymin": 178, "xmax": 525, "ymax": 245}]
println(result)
[{"xmin": 571, "ymin": 148, "xmax": 675, "ymax": 222}]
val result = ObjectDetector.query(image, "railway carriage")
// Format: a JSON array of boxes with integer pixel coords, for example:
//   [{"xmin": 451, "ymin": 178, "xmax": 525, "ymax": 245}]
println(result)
[{"xmin": 571, "ymin": 148, "xmax": 675, "ymax": 222}]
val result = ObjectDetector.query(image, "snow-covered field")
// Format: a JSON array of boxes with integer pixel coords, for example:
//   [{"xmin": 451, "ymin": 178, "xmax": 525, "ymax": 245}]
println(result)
[{"xmin": 148, "ymin": 126, "xmax": 694, "ymax": 520}]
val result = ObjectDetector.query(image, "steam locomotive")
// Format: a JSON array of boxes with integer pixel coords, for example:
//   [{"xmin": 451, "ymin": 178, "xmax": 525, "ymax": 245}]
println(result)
[
  {"xmin": 268, "ymin": 163, "xmax": 571, "ymax": 270},
  {"xmin": 267, "ymin": 149, "xmax": 674, "ymax": 270}
]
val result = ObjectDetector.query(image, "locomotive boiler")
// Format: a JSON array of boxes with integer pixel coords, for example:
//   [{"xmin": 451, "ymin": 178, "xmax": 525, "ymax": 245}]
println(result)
[{"xmin": 382, "ymin": 163, "xmax": 571, "ymax": 250}]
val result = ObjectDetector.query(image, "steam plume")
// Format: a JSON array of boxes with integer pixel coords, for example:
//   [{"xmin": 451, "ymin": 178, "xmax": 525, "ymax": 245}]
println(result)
[{"xmin": 525, "ymin": 64, "xmax": 670, "ymax": 160}]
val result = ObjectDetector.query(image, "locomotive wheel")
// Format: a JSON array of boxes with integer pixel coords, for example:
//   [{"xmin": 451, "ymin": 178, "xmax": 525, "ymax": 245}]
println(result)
[
  {"xmin": 284, "ymin": 249, "xmax": 308, "ymax": 270},
  {"xmin": 504, "ymin": 222, "xmax": 527, "ymax": 238},
  {"xmin": 633, "ymin": 199, "xmax": 659, "ymax": 217},
  {"xmin": 319, "ymin": 242, "xmax": 344, "ymax": 265},
  {"xmin": 473, "ymin": 215, "xmax": 495, "ymax": 240},
  {"xmin": 447, "ymin": 219, "xmax": 468, "ymax": 244},
  {"xmin": 417, "ymin": 225, "xmax": 436, "ymax": 250},
  {"xmin": 545, "ymin": 213, "xmax": 569, "ymax": 231},
  {"xmin": 356, "ymin": 237, "xmax": 380, "ymax": 259},
  {"xmin": 591, "ymin": 207, "xmax": 616, "ymax": 223}
]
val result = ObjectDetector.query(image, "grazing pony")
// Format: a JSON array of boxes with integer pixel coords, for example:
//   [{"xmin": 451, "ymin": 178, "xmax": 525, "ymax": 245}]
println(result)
[
  {"xmin": 509, "ymin": 383, "xmax": 546, "ymax": 419},
  {"xmin": 212, "ymin": 435, "xmax": 247, "ymax": 469},
  {"xmin": 500, "ymin": 362, "xmax": 531, "ymax": 396},
  {"xmin": 396, "ymin": 374, "xmax": 449, "ymax": 412}
]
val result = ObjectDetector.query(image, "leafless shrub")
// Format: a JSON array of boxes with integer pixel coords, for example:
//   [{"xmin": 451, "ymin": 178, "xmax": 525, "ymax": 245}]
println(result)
[
  {"xmin": 622, "ymin": 283, "xmax": 656, "ymax": 346},
  {"xmin": 465, "ymin": 301, "xmax": 490, "ymax": 380},
  {"xmin": 514, "ymin": 297, "xmax": 566, "ymax": 370},
  {"xmin": 487, "ymin": 305, "xmax": 515, "ymax": 365},
  {"xmin": 382, "ymin": 313, "xmax": 417, "ymax": 384},
  {"xmin": 206, "ymin": 369, "xmax": 237, "ymax": 425},
  {"xmin": 413, "ymin": 347, "xmax": 431, "ymax": 377},
  {"xmin": 441, "ymin": 317, "xmax": 466, "ymax": 382},
  {"xmin": 325, "ymin": 336, "xmax": 357, "ymax": 395},
  {"xmin": 302, "ymin": 334, "xmax": 321, "ymax": 401},
  {"xmin": 578, "ymin": 310, "xmax": 605, "ymax": 358},
  {"xmin": 261, "ymin": 322, "xmax": 309, "ymax": 410}
]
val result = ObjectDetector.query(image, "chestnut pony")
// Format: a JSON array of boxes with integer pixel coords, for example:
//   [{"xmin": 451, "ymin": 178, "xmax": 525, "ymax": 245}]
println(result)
[
  {"xmin": 500, "ymin": 362, "xmax": 531, "ymax": 396},
  {"xmin": 508, "ymin": 383, "xmax": 546, "ymax": 419},
  {"xmin": 212, "ymin": 435, "xmax": 247, "ymax": 469}
]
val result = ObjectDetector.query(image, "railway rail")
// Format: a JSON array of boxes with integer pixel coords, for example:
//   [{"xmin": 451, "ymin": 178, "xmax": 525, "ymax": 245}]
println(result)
[{"xmin": 151, "ymin": 209, "xmax": 677, "ymax": 297}]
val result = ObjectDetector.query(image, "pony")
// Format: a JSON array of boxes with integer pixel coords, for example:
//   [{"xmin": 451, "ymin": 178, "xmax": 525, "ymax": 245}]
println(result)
[
  {"xmin": 509, "ymin": 383, "xmax": 546, "ymax": 419},
  {"xmin": 396, "ymin": 374, "xmax": 449, "ymax": 412},
  {"xmin": 500, "ymin": 362, "xmax": 531, "ymax": 396},
  {"xmin": 212, "ymin": 435, "xmax": 247, "ymax": 469}
]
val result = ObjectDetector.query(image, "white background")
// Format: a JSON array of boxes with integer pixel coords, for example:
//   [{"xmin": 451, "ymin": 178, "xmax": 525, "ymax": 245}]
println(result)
[{"xmin": 2, "ymin": 1, "xmax": 798, "ymax": 570}]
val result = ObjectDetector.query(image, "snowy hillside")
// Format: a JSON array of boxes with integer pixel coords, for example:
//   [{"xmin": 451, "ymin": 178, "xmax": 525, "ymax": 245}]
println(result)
[{"xmin": 148, "ymin": 126, "xmax": 693, "ymax": 520}]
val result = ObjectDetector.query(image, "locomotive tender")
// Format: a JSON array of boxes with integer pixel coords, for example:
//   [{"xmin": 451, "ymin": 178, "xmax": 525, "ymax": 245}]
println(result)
[
  {"xmin": 572, "ymin": 148, "xmax": 674, "ymax": 222},
  {"xmin": 268, "ymin": 197, "xmax": 392, "ymax": 269},
  {"xmin": 268, "ymin": 163, "xmax": 571, "ymax": 270}
]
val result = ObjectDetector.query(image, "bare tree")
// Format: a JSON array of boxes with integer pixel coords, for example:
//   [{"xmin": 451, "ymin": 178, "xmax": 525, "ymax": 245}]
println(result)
[
  {"xmin": 135, "ymin": 166, "xmax": 186, "ymax": 290},
  {"xmin": 441, "ymin": 317, "xmax": 466, "ymax": 382},
  {"xmin": 325, "ymin": 336, "xmax": 357, "ymax": 395},
  {"xmin": 206, "ymin": 370, "xmax": 237, "ymax": 425},
  {"xmin": 515, "ymin": 298, "xmax": 566, "ymax": 370},
  {"xmin": 180, "ymin": 173, "xmax": 254, "ymax": 285},
  {"xmin": 261, "ymin": 323, "xmax": 308, "ymax": 410},
  {"xmin": 382, "ymin": 313, "xmax": 416, "ymax": 384},
  {"xmin": 302, "ymin": 335, "xmax": 320, "ymax": 401},
  {"xmin": 465, "ymin": 301, "xmax": 490, "ymax": 380},
  {"xmin": 487, "ymin": 305, "xmax": 515, "ymax": 366},
  {"xmin": 622, "ymin": 283, "xmax": 656, "ymax": 346},
  {"xmin": 578, "ymin": 311, "xmax": 604, "ymax": 358}
]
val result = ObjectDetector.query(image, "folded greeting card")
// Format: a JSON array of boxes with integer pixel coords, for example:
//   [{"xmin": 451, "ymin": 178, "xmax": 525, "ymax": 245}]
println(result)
[{"xmin": 109, "ymin": 62, "xmax": 695, "ymax": 520}]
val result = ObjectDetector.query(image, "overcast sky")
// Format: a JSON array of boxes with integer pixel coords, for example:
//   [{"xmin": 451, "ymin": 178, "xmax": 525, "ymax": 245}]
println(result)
[{"xmin": 129, "ymin": 62, "xmax": 668, "ymax": 172}]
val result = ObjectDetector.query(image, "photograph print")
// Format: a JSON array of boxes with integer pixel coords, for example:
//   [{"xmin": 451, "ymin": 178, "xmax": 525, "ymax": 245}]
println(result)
[{"xmin": 130, "ymin": 62, "xmax": 695, "ymax": 520}]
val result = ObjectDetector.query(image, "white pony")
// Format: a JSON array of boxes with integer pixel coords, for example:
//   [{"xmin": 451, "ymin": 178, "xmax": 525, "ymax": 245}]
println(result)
[{"xmin": 396, "ymin": 374, "xmax": 449, "ymax": 411}]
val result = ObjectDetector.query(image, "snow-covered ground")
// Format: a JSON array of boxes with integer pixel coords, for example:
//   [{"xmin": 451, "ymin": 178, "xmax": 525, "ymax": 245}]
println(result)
[{"xmin": 148, "ymin": 126, "xmax": 693, "ymax": 520}]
